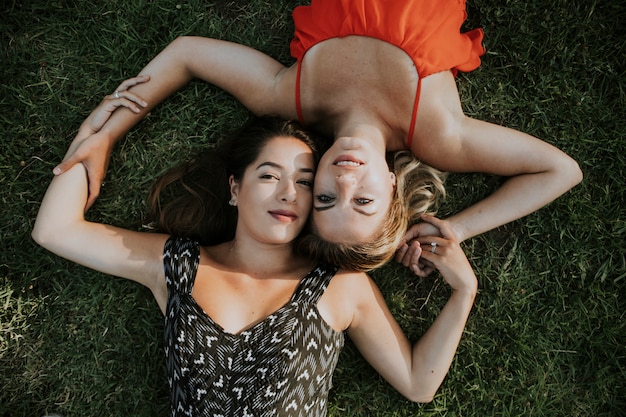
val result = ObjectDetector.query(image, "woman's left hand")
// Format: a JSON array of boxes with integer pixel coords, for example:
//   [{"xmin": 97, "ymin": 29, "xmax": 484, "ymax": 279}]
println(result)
[
  {"xmin": 53, "ymin": 76, "xmax": 150, "ymax": 209},
  {"xmin": 413, "ymin": 215, "xmax": 477, "ymax": 293},
  {"xmin": 396, "ymin": 219, "xmax": 444, "ymax": 276},
  {"xmin": 78, "ymin": 75, "xmax": 149, "ymax": 137}
]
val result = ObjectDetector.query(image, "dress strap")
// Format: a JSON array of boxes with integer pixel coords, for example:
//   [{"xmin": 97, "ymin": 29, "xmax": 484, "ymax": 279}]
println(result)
[
  {"xmin": 163, "ymin": 236, "xmax": 200, "ymax": 295},
  {"xmin": 406, "ymin": 77, "xmax": 422, "ymax": 149},
  {"xmin": 295, "ymin": 60, "xmax": 305, "ymax": 125},
  {"xmin": 292, "ymin": 264, "xmax": 338, "ymax": 304}
]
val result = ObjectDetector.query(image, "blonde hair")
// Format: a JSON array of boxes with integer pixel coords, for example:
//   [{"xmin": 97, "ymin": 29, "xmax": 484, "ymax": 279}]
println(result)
[{"xmin": 295, "ymin": 151, "xmax": 446, "ymax": 271}]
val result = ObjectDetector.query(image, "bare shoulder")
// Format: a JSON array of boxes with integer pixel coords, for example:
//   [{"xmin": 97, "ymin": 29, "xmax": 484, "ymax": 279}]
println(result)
[
  {"xmin": 320, "ymin": 268, "xmax": 382, "ymax": 327},
  {"xmin": 332, "ymin": 268, "xmax": 372, "ymax": 286}
]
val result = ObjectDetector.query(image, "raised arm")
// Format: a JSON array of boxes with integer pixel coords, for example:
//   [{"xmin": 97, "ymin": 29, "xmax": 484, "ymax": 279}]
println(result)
[
  {"xmin": 54, "ymin": 36, "xmax": 291, "ymax": 207},
  {"xmin": 400, "ymin": 71, "xmax": 582, "ymax": 275},
  {"xmin": 346, "ymin": 215, "xmax": 477, "ymax": 402},
  {"xmin": 33, "ymin": 100, "xmax": 170, "ymax": 313}
]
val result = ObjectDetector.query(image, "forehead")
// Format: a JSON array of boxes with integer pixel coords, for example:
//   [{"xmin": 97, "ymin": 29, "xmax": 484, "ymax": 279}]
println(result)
[{"xmin": 249, "ymin": 136, "xmax": 315, "ymax": 171}]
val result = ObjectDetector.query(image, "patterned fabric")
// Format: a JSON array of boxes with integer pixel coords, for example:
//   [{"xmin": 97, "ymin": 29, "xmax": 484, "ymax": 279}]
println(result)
[{"xmin": 163, "ymin": 237, "xmax": 344, "ymax": 417}]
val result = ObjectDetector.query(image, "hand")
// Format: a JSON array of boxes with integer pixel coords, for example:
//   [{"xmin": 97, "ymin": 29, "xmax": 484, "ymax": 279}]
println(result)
[
  {"xmin": 52, "ymin": 75, "xmax": 150, "ymax": 209},
  {"xmin": 413, "ymin": 215, "xmax": 477, "ymax": 294},
  {"xmin": 80, "ymin": 75, "xmax": 150, "ymax": 135},
  {"xmin": 396, "ymin": 220, "xmax": 442, "ymax": 276},
  {"xmin": 396, "ymin": 217, "xmax": 464, "ymax": 276}
]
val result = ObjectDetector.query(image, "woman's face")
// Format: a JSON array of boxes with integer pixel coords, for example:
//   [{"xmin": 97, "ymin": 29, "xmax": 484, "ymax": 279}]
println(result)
[
  {"xmin": 230, "ymin": 136, "xmax": 315, "ymax": 245},
  {"xmin": 312, "ymin": 137, "xmax": 396, "ymax": 243}
]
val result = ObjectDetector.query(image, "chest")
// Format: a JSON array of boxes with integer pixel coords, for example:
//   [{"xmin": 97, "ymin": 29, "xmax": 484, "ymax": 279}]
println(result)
[
  {"xmin": 299, "ymin": 37, "xmax": 419, "ymax": 137},
  {"xmin": 191, "ymin": 271, "xmax": 301, "ymax": 335}
]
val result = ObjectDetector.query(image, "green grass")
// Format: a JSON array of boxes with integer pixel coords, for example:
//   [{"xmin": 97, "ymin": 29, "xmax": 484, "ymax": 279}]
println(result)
[{"xmin": 1, "ymin": 0, "xmax": 625, "ymax": 416}]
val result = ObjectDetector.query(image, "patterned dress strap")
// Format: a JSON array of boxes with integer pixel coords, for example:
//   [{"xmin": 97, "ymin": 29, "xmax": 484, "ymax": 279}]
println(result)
[
  {"xmin": 163, "ymin": 236, "xmax": 201, "ymax": 295},
  {"xmin": 292, "ymin": 263, "xmax": 339, "ymax": 305}
]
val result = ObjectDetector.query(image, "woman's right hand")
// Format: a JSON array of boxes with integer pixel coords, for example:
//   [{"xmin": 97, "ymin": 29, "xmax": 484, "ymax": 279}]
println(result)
[
  {"xmin": 410, "ymin": 215, "xmax": 477, "ymax": 294},
  {"xmin": 53, "ymin": 75, "xmax": 150, "ymax": 209}
]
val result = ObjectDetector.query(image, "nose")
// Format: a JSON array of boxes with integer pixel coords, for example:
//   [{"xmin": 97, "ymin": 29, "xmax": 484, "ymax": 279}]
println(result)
[
  {"xmin": 336, "ymin": 173, "xmax": 357, "ymax": 191},
  {"xmin": 279, "ymin": 180, "xmax": 297, "ymax": 204}
]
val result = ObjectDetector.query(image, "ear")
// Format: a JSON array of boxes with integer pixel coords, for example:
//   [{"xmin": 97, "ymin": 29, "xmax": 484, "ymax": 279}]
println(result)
[
  {"xmin": 229, "ymin": 175, "xmax": 240, "ymax": 204},
  {"xmin": 389, "ymin": 172, "xmax": 397, "ymax": 187}
]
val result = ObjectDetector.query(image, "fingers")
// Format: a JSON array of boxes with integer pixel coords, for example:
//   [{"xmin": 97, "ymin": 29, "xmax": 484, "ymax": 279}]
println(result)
[
  {"xmin": 53, "ymin": 154, "xmax": 79, "ymax": 175},
  {"xmin": 115, "ymin": 75, "xmax": 150, "ymax": 93},
  {"xmin": 85, "ymin": 181, "xmax": 101, "ymax": 211},
  {"xmin": 396, "ymin": 240, "xmax": 436, "ymax": 276},
  {"xmin": 108, "ymin": 75, "xmax": 150, "ymax": 112},
  {"xmin": 106, "ymin": 91, "xmax": 147, "ymax": 113},
  {"xmin": 417, "ymin": 236, "xmax": 446, "ymax": 259},
  {"xmin": 420, "ymin": 214, "xmax": 455, "ymax": 241}
]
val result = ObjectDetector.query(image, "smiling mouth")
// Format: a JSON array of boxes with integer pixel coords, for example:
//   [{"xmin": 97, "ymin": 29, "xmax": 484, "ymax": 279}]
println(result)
[
  {"xmin": 269, "ymin": 210, "xmax": 297, "ymax": 222},
  {"xmin": 333, "ymin": 155, "xmax": 363, "ymax": 166}
]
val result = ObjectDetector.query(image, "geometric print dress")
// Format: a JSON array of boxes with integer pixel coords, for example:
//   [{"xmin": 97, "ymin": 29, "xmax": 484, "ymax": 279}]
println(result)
[{"xmin": 163, "ymin": 237, "xmax": 345, "ymax": 417}]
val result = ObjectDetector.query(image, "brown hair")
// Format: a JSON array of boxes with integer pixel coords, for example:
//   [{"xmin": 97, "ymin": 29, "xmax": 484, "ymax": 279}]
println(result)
[
  {"xmin": 146, "ymin": 117, "xmax": 325, "ymax": 246},
  {"xmin": 295, "ymin": 151, "xmax": 446, "ymax": 271}
]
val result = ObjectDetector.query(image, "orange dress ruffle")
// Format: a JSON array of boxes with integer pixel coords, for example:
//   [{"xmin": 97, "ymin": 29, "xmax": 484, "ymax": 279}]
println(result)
[{"xmin": 290, "ymin": 0, "xmax": 485, "ymax": 78}]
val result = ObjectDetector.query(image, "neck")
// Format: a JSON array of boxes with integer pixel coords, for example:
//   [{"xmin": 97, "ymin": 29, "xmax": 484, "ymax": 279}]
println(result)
[
  {"xmin": 219, "ymin": 236, "xmax": 307, "ymax": 278},
  {"xmin": 334, "ymin": 113, "xmax": 390, "ymax": 152}
]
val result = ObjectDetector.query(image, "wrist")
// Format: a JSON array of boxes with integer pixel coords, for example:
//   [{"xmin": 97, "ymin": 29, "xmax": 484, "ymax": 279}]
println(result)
[
  {"xmin": 451, "ymin": 285, "xmax": 477, "ymax": 303},
  {"xmin": 98, "ymin": 126, "xmax": 118, "ymax": 146},
  {"xmin": 443, "ymin": 215, "xmax": 468, "ymax": 243}
]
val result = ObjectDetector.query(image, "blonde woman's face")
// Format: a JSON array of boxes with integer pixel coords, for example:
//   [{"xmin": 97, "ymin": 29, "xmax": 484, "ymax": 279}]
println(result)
[
  {"xmin": 231, "ymin": 136, "xmax": 315, "ymax": 245},
  {"xmin": 312, "ymin": 137, "xmax": 396, "ymax": 243}
]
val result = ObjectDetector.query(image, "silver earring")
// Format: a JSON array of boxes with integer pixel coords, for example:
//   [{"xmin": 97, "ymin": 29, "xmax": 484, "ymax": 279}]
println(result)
[{"xmin": 228, "ymin": 199, "xmax": 236, "ymax": 207}]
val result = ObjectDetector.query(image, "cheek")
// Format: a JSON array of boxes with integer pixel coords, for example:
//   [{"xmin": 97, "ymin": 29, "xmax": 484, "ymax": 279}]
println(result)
[
  {"xmin": 312, "ymin": 173, "xmax": 332, "ymax": 193},
  {"xmin": 298, "ymin": 191, "xmax": 313, "ymax": 210}
]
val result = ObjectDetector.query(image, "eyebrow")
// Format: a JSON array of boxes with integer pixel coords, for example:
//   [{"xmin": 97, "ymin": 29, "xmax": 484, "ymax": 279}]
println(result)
[
  {"xmin": 313, "ymin": 205, "xmax": 376, "ymax": 216},
  {"xmin": 256, "ymin": 161, "xmax": 314, "ymax": 173}
]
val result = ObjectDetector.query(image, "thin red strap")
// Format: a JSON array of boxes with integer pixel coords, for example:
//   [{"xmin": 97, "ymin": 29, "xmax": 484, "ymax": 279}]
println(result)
[
  {"xmin": 406, "ymin": 77, "xmax": 421, "ymax": 149},
  {"xmin": 295, "ymin": 61, "xmax": 305, "ymax": 125}
]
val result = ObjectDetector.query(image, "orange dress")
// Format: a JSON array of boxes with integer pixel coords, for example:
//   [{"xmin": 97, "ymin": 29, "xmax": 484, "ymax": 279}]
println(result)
[{"xmin": 290, "ymin": 0, "xmax": 485, "ymax": 146}]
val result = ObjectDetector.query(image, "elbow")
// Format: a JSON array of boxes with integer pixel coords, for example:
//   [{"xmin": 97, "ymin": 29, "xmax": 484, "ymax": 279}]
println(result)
[
  {"xmin": 405, "ymin": 391, "xmax": 435, "ymax": 404},
  {"xmin": 557, "ymin": 153, "xmax": 583, "ymax": 190},
  {"xmin": 31, "ymin": 215, "xmax": 63, "ymax": 252},
  {"xmin": 170, "ymin": 35, "xmax": 191, "ymax": 48},
  {"xmin": 403, "ymin": 385, "xmax": 438, "ymax": 404},
  {"xmin": 565, "ymin": 156, "xmax": 583, "ymax": 188},
  {"xmin": 31, "ymin": 219, "xmax": 53, "ymax": 250},
  {"xmin": 409, "ymin": 396, "xmax": 434, "ymax": 404}
]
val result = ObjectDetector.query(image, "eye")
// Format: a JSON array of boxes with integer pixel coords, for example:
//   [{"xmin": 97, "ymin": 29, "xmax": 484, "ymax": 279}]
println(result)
[
  {"xmin": 315, "ymin": 194, "xmax": 334, "ymax": 204},
  {"xmin": 355, "ymin": 198, "xmax": 373, "ymax": 205},
  {"xmin": 260, "ymin": 173, "xmax": 279, "ymax": 180},
  {"xmin": 297, "ymin": 179, "xmax": 313, "ymax": 187}
]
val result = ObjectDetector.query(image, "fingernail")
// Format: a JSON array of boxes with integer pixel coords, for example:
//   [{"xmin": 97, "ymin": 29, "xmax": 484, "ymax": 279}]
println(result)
[{"xmin": 53, "ymin": 167, "xmax": 61, "ymax": 175}]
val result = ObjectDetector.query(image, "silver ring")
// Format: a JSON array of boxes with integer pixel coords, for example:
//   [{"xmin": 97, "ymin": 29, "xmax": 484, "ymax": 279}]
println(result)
[
  {"xmin": 430, "ymin": 242, "xmax": 437, "ymax": 253},
  {"xmin": 114, "ymin": 90, "xmax": 120, "ymax": 99}
]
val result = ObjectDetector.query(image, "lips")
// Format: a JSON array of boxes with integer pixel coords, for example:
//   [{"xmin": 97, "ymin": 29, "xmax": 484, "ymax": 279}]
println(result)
[
  {"xmin": 269, "ymin": 210, "xmax": 298, "ymax": 222},
  {"xmin": 333, "ymin": 155, "xmax": 364, "ymax": 167}
]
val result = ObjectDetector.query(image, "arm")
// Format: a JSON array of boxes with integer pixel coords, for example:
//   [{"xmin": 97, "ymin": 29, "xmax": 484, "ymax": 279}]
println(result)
[
  {"xmin": 400, "ymin": 72, "xmax": 582, "ymax": 276},
  {"xmin": 54, "ymin": 36, "xmax": 291, "ymax": 206},
  {"xmin": 347, "ymin": 215, "xmax": 477, "ymax": 402},
  {"xmin": 411, "ymin": 71, "xmax": 582, "ymax": 244},
  {"xmin": 444, "ymin": 116, "xmax": 583, "ymax": 241},
  {"xmin": 398, "ymin": 118, "xmax": 582, "ymax": 275},
  {"xmin": 32, "ymin": 101, "xmax": 170, "ymax": 313}
]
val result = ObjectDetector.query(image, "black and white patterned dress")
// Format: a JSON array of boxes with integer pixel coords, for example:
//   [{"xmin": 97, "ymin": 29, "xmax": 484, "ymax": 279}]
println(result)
[{"xmin": 163, "ymin": 237, "xmax": 345, "ymax": 417}]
